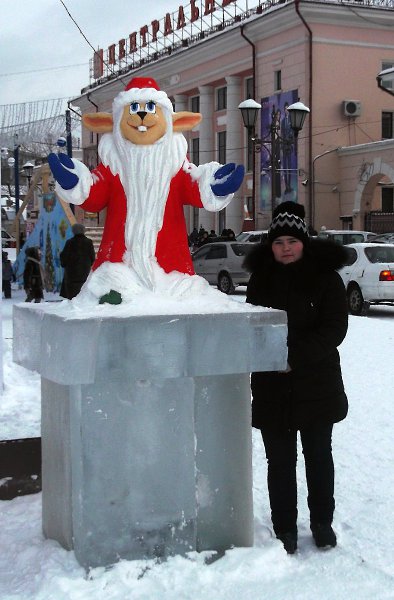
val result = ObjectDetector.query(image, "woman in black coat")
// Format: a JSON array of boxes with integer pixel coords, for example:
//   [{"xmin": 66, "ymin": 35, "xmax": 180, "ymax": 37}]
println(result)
[
  {"xmin": 60, "ymin": 224, "xmax": 95, "ymax": 299},
  {"xmin": 244, "ymin": 201, "xmax": 348, "ymax": 554}
]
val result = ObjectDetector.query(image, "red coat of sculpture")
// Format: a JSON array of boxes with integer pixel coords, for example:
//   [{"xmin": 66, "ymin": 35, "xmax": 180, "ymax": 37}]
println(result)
[{"xmin": 81, "ymin": 163, "xmax": 203, "ymax": 276}]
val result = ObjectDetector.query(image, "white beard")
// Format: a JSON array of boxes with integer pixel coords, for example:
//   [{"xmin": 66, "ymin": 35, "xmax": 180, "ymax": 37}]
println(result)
[{"xmin": 98, "ymin": 126, "xmax": 188, "ymax": 289}]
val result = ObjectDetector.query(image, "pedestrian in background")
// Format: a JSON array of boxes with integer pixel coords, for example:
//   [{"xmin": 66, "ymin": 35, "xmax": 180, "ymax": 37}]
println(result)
[
  {"xmin": 188, "ymin": 227, "xmax": 199, "ymax": 248},
  {"xmin": 60, "ymin": 223, "xmax": 95, "ymax": 300},
  {"xmin": 2, "ymin": 251, "xmax": 14, "ymax": 299},
  {"xmin": 23, "ymin": 247, "xmax": 44, "ymax": 303},
  {"xmin": 244, "ymin": 201, "xmax": 349, "ymax": 554}
]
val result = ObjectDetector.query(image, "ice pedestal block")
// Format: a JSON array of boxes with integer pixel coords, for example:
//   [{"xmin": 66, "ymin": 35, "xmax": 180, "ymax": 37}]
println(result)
[{"xmin": 13, "ymin": 303, "xmax": 287, "ymax": 569}]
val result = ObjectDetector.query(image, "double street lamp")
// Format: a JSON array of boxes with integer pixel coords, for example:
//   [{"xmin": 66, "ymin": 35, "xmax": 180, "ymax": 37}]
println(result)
[{"xmin": 238, "ymin": 99, "xmax": 310, "ymax": 218}]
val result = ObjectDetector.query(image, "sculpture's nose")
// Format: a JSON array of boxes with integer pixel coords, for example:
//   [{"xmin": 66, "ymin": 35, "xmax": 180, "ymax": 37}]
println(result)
[{"xmin": 137, "ymin": 111, "xmax": 147, "ymax": 121}]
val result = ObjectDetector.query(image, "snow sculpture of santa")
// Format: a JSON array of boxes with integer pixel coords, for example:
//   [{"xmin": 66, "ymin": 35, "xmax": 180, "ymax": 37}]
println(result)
[{"xmin": 48, "ymin": 77, "xmax": 244, "ymax": 304}]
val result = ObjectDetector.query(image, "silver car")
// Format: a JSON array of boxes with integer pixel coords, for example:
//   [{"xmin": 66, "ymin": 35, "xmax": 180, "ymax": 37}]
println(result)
[{"xmin": 192, "ymin": 241, "xmax": 256, "ymax": 294}]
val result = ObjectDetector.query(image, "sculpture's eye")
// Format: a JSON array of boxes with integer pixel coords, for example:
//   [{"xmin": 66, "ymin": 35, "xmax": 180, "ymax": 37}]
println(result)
[
  {"xmin": 129, "ymin": 102, "xmax": 140, "ymax": 114},
  {"xmin": 145, "ymin": 101, "xmax": 156, "ymax": 114}
]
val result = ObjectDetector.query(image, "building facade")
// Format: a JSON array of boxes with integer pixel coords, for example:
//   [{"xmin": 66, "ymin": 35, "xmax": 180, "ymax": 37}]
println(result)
[{"xmin": 71, "ymin": 0, "xmax": 394, "ymax": 235}]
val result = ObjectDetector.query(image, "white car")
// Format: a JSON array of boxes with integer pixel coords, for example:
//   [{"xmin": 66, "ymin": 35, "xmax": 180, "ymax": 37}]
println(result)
[
  {"xmin": 338, "ymin": 243, "xmax": 394, "ymax": 315},
  {"xmin": 318, "ymin": 229, "xmax": 377, "ymax": 245},
  {"xmin": 370, "ymin": 232, "xmax": 394, "ymax": 244},
  {"xmin": 236, "ymin": 230, "xmax": 268, "ymax": 243},
  {"xmin": 1, "ymin": 228, "xmax": 16, "ymax": 248}
]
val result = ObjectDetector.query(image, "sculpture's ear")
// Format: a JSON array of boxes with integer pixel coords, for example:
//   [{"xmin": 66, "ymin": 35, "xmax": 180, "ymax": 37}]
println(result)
[
  {"xmin": 82, "ymin": 112, "xmax": 114, "ymax": 133},
  {"xmin": 172, "ymin": 111, "xmax": 202, "ymax": 132}
]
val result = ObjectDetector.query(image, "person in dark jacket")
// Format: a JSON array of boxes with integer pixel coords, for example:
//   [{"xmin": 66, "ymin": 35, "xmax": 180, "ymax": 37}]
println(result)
[
  {"xmin": 60, "ymin": 224, "xmax": 95, "ymax": 300},
  {"xmin": 2, "ymin": 251, "xmax": 14, "ymax": 299},
  {"xmin": 24, "ymin": 247, "xmax": 44, "ymax": 302},
  {"xmin": 244, "ymin": 201, "xmax": 348, "ymax": 555}
]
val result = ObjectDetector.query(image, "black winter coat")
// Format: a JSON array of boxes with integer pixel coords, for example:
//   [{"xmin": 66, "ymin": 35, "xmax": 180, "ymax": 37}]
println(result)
[
  {"xmin": 60, "ymin": 234, "xmax": 95, "ymax": 299},
  {"xmin": 244, "ymin": 239, "xmax": 349, "ymax": 432},
  {"xmin": 23, "ymin": 248, "xmax": 44, "ymax": 300}
]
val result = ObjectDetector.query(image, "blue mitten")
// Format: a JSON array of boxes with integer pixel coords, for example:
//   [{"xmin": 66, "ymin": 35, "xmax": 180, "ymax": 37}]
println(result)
[
  {"xmin": 48, "ymin": 153, "xmax": 79, "ymax": 190},
  {"xmin": 210, "ymin": 163, "xmax": 245, "ymax": 196}
]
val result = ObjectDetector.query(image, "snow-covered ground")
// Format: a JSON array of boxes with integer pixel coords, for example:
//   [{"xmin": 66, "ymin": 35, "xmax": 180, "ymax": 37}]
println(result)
[{"xmin": 1, "ymin": 286, "xmax": 394, "ymax": 599}]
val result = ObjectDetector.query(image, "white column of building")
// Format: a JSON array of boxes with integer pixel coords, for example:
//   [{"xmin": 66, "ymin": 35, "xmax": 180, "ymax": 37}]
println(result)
[
  {"xmin": 225, "ymin": 76, "xmax": 243, "ymax": 235},
  {"xmin": 174, "ymin": 94, "xmax": 187, "ymax": 112},
  {"xmin": 198, "ymin": 85, "xmax": 215, "ymax": 233}
]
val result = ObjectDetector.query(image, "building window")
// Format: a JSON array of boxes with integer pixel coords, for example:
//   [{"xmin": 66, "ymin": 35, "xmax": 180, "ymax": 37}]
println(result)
[
  {"xmin": 274, "ymin": 70, "xmax": 282, "ymax": 92},
  {"xmin": 216, "ymin": 87, "xmax": 227, "ymax": 111},
  {"xmin": 245, "ymin": 77, "xmax": 254, "ymax": 99},
  {"xmin": 90, "ymin": 131, "xmax": 94, "ymax": 145},
  {"xmin": 381, "ymin": 187, "xmax": 394, "ymax": 212},
  {"xmin": 382, "ymin": 112, "xmax": 393, "ymax": 139},
  {"xmin": 217, "ymin": 131, "xmax": 226, "ymax": 164},
  {"xmin": 191, "ymin": 96, "xmax": 200, "ymax": 113},
  {"xmin": 382, "ymin": 61, "xmax": 394, "ymax": 91},
  {"xmin": 191, "ymin": 137, "xmax": 200, "ymax": 166}
]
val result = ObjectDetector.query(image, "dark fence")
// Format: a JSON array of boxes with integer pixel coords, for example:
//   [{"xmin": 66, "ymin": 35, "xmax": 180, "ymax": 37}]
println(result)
[
  {"xmin": 365, "ymin": 211, "xmax": 394, "ymax": 233},
  {"xmin": 0, "ymin": 437, "xmax": 41, "ymax": 500}
]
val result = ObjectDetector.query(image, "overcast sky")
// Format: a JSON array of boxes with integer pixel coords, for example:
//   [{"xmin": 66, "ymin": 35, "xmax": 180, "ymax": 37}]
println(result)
[{"xmin": 0, "ymin": 0, "xmax": 175, "ymax": 107}]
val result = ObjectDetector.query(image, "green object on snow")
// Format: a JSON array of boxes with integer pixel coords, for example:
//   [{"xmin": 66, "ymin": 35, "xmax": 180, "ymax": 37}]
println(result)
[{"xmin": 99, "ymin": 289, "xmax": 122, "ymax": 305}]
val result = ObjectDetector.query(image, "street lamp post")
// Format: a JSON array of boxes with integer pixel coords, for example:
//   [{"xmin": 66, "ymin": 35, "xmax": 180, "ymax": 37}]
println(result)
[
  {"xmin": 12, "ymin": 135, "xmax": 20, "ymax": 215},
  {"xmin": 239, "ymin": 99, "xmax": 310, "ymax": 218},
  {"xmin": 0, "ymin": 147, "xmax": 9, "ymax": 394},
  {"xmin": 22, "ymin": 161, "xmax": 34, "ymax": 189},
  {"xmin": 21, "ymin": 162, "xmax": 35, "ymax": 248}
]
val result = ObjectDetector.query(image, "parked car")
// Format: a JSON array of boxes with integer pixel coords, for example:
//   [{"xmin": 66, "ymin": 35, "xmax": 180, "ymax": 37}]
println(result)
[
  {"xmin": 236, "ymin": 230, "xmax": 269, "ymax": 244},
  {"xmin": 192, "ymin": 241, "xmax": 256, "ymax": 293},
  {"xmin": 1, "ymin": 228, "xmax": 16, "ymax": 248},
  {"xmin": 337, "ymin": 243, "xmax": 394, "ymax": 315},
  {"xmin": 318, "ymin": 229, "xmax": 377, "ymax": 245},
  {"xmin": 370, "ymin": 232, "xmax": 394, "ymax": 243}
]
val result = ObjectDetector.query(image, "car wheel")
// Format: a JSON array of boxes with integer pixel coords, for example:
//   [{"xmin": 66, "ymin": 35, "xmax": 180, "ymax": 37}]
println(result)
[
  {"xmin": 347, "ymin": 284, "xmax": 366, "ymax": 315},
  {"xmin": 218, "ymin": 272, "xmax": 235, "ymax": 294}
]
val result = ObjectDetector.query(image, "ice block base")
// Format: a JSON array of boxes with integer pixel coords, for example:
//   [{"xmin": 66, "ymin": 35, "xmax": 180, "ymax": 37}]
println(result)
[{"xmin": 13, "ymin": 303, "xmax": 287, "ymax": 569}]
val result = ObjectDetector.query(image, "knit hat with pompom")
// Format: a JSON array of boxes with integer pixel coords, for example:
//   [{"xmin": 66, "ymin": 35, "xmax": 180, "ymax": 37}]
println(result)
[{"xmin": 268, "ymin": 201, "xmax": 309, "ymax": 245}]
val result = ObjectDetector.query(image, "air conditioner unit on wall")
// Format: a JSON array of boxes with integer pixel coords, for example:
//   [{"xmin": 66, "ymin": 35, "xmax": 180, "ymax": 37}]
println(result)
[{"xmin": 343, "ymin": 100, "xmax": 361, "ymax": 117}]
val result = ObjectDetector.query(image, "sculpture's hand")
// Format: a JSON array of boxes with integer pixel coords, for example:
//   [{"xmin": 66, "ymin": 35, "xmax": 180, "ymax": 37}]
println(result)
[
  {"xmin": 210, "ymin": 163, "xmax": 245, "ymax": 196},
  {"xmin": 48, "ymin": 153, "xmax": 79, "ymax": 190}
]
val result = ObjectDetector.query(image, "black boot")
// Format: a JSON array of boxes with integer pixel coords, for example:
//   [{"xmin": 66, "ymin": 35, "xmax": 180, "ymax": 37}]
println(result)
[
  {"xmin": 311, "ymin": 523, "xmax": 337, "ymax": 548},
  {"xmin": 276, "ymin": 530, "xmax": 298, "ymax": 554}
]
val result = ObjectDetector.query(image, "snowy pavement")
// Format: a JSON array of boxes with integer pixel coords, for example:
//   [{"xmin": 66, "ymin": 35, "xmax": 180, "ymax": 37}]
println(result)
[{"xmin": 0, "ymin": 289, "xmax": 394, "ymax": 599}]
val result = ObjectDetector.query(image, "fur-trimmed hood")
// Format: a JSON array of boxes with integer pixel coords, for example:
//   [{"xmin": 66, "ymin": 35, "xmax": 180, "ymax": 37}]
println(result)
[{"xmin": 244, "ymin": 238, "xmax": 348, "ymax": 277}]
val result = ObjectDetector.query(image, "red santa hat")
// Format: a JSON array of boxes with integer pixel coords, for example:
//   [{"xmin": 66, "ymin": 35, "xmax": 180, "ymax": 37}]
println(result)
[
  {"xmin": 125, "ymin": 77, "xmax": 160, "ymax": 91},
  {"xmin": 113, "ymin": 76, "xmax": 173, "ymax": 114}
]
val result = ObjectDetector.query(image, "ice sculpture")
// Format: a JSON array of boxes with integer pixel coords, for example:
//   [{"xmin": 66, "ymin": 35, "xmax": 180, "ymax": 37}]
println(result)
[{"xmin": 48, "ymin": 76, "xmax": 245, "ymax": 305}]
